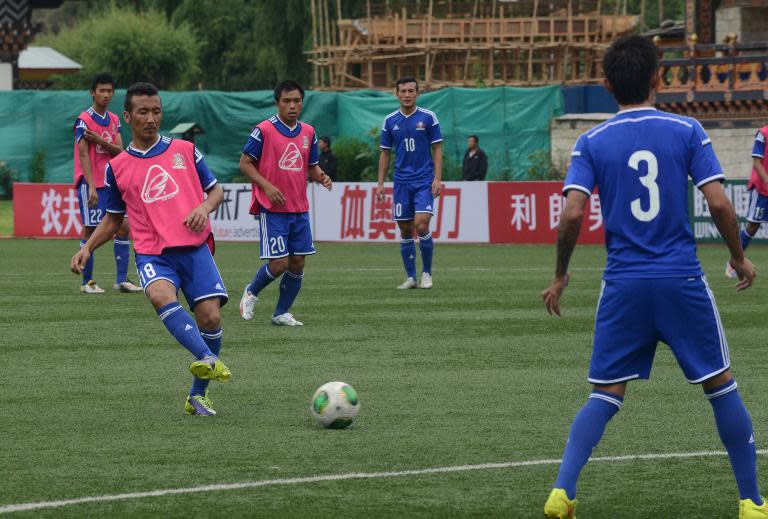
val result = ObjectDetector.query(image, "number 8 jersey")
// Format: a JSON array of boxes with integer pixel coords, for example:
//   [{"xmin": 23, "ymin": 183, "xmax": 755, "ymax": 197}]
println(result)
[{"xmin": 564, "ymin": 107, "xmax": 724, "ymax": 279}]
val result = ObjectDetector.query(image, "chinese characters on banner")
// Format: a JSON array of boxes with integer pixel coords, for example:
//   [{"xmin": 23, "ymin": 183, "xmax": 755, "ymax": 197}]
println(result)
[
  {"xmin": 487, "ymin": 182, "xmax": 605, "ymax": 244},
  {"xmin": 690, "ymin": 180, "xmax": 768, "ymax": 241},
  {"xmin": 13, "ymin": 183, "xmax": 83, "ymax": 238}
]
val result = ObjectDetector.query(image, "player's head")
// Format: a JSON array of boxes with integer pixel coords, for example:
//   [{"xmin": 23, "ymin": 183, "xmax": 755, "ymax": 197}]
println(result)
[
  {"xmin": 603, "ymin": 35, "xmax": 659, "ymax": 106},
  {"xmin": 123, "ymin": 82, "xmax": 161, "ymax": 142},
  {"xmin": 467, "ymin": 135, "xmax": 479, "ymax": 149},
  {"xmin": 90, "ymin": 73, "xmax": 115, "ymax": 109},
  {"xmin": 274, "ymin": 80, "xmax": 305, "ymax": 124},
  {"xmin": 395, "ymin": 77, "xmax": 419, "ymax": 110},
  {"xmin": 319, "ymin": 136, "xmax": 330, "ymax": 152}
]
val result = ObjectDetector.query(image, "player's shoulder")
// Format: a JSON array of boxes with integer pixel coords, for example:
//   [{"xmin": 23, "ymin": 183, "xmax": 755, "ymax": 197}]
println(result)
[
  {"xmin": 382, "ymin": 109, "xmax": 400, "ymax": 126},
  {"xmin": 299, "ymin": 120, "xmax": 316, "ymax": 133},
  {"xmin": 416, "ymin": 107, "xmax": 439, "ymax": 124}
]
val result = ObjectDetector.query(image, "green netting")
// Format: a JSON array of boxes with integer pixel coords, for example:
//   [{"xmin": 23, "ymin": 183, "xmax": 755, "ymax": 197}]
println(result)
[{"xmin": 0, "ymin": 86, "xmax": 563, "ymax": 185}]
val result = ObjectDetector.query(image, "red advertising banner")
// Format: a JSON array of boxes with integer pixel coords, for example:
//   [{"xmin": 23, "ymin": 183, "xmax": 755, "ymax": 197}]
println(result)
[
  {"xmin": 487, "ymin": 181, "xmax": 605, "ymax": 244},
  {"xmin": 13, "ymin": 183, "xmax": 82, "ymax": 238}
]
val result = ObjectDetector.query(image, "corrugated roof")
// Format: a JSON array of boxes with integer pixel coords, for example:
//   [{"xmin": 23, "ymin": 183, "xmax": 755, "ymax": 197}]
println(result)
[{"xmin": 18, "ymin": 46, "xmax": 81, "ymax": 70}]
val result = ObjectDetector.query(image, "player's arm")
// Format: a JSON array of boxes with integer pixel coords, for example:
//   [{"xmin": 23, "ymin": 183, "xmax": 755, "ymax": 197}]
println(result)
[
  {"xmin": 754, "ymin": 157, "xmax": 768, "ymax": 185},
  {"xmin": 77, "ymin": 138, "xmax": 99, "ymax": 208},
  {"xmin": 376, "ymin": 149, "xmax": 390, "ymax": 201},
  {"xmin": 239, "ymin": 153, "xmax": 285, "ymax": 206},
  {"xmin": 71, "ymin": 212, "xmax": 123, "ymax": 274},
  {"xmin": 307, "ymin": 133, "xmax": 331, "ymax": 190},
  {"xmin": 542, "ymin": 190, "xmax": 588, "ymax": 316},
  {"xmin": 701, "ymin": 181, "xmax": 756, "ymax": 291},
  {"xmin": 185, "ymin": 184, "xmax": 224, "ymax": 233},
  {"xmin": 83, "ymin": 130, "xmax": 123, "ymax": 156},
  {"xmin": 431, "ymin": 142, "xmax": 443, "ymax": 197}
]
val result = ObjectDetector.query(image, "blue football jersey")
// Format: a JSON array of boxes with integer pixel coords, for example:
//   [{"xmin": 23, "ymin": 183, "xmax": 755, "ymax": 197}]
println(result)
[
  {"xmin": 752, "ymin": 130, "xmax": 765, "ymax": 159},
  {"xmin": 564, "ymin": 107, "xmax": 724, "ymax": 279},
  {"xmin": 380, "ymin": 107, "xmax": 442, "ymax": 183}
]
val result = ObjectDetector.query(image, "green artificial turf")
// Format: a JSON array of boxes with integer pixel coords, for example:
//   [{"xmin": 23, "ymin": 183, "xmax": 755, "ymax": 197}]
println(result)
[{"xmin": 1, "ymin": 240, "xmax": 767, "ymax": 518}]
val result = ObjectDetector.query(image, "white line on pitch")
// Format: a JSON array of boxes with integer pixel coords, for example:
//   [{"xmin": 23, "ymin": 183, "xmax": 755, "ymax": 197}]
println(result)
[{"xmin": 2, "ymin": 449, "xmax": 765, "ymax": 514}]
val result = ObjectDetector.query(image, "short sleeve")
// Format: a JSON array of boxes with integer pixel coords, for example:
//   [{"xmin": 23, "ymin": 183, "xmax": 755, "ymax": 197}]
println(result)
[
  {"xmin": 104, "ymin": 164, "xmax": 126, "ymax": 213},
  {"xmin": 562, "ymin": 134, "xmax": 595, "ymax": 196},
  {"xmin": 194, "ymin": 147, "xmax": 217, "ymax": 191},
  {"xmin": 74, "ymin": 119, "xmax": 87, "ymax": 143},
  {"xmin": 427, "ymin": 112, "xmax": 442, "ymax": 144},
  {"xmin": 380, "ymin": 118, "xmax": 392, "ymax": 149},
  {"xmin": 243, "ymin": 126, "xmax": 264, "ymax": 160},
  {"xmin": 308, "ymin": 132, "xmax": 319, "ymax": 166},
  {"xmin": 752, "ymin": 130, "xmax": 765, "ymax": 158},
  {"xmin": 689, "ymin": 121, "xmax": 724, "ymax": 188}
]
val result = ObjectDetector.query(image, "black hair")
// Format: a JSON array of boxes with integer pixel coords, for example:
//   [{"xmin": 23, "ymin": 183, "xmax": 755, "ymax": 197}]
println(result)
[
  {"xmin": 124, "ymin": 82, "xmax": 159, "ymax": 112},
  {"xmin": 395, "ymin": 76, "xmax": 419, "ymax": 92},
  {"xmin": 90, "ymin": 73, "xmax": 114, "ymax": 92},
  {"xmin": 603, "ymin": 35, "xmax": 658, "ymax": 105},
  {"xmin": 468, "ymin": 134, "xmax": 479, "ymax": 143},
  {"xmin": 319, "ymin": 136, "xmax": 331, "ymax": 147},
  {"xmin": 274, "ymin": 80, "xmax": 305, "ymax": 102}
]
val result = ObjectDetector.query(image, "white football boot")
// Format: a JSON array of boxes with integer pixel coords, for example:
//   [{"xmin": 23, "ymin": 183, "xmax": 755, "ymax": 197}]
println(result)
[
  {"xmin": 725, "ymin": 261, "xmax": 738, "ymax": 279},
  {"xmin": 80, "ymin": 280, "xmax": 105, "ymax": 294},
  {"xmin": 271, "ymin": 313, "xmax": 303, "ymax": 326},
  {"xmin": 397, "ymin": 277, "xmax": 418, "ymax": 289},
  {"xmin": 239, "ymin": 286, "xmax": 258, "ymax": 321},
  {"xmin": 114, "ymin": 280, "xmax": 142, "ymax": 293},
  {"xmin": 419, "ymin": 272, "xmax": 433, "ymax": 289}
]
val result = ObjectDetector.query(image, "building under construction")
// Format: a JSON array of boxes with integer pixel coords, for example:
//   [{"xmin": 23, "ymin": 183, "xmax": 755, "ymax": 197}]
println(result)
[{"xmin": 307, "ymin": 0, "xmax": 639, "ymax": 90}]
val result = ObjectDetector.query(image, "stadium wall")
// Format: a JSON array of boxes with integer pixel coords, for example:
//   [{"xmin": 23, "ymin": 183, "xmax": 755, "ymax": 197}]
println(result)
[
  {"xmin": 551, "ymin": 114, "xmax": 758, "ymax": 180},
  {"xmin": 15, "ymin": 180, "xmax": 760, "ymax": 244}
]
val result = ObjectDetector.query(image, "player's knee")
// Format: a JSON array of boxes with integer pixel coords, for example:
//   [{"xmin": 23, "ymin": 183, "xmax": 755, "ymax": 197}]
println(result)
[
  {"xmin": 416, "ymin": 223, "xmax": 430, "ymax": 236},
  {"xmin": 196, "ymin": 308, "xmax": 221, "ymax": 330},
  {"xmin": 288, "ymin": 257, "xmax": 305, "ymax": 273},
  {"xmin": 746, "ymin": 222, "xmax": 760, "ymax": 236},
  {"xmin": 702, "ymin": 370, "xmax": 734, "ymax": 392},
  {"xmin": 269, "ymin": 259, "xmax": 289, "ymax": 275}
]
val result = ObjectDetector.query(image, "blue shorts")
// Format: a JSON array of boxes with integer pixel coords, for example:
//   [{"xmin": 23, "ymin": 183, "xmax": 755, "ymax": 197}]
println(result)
[
  {"xmin": 135, "ymin": 243, "xmax": 228, "ymax": 309},
  {"xmin": 77, "ymin": 179, "xmax": 110, "ymax": 227},
  {"xmin": 259, "ymin": 210, "xmax": 316, "ymax": 259},
  {"xmin": 589, "ymin": 276, "xmax": 729, "ymax": 385},
  {"xmin": 393, "ymin": 180, "xmax": 434, "ymax": 221},
  {"xmin": 746, "ymin": 188, "xmax": 768, "ymax": 223}
]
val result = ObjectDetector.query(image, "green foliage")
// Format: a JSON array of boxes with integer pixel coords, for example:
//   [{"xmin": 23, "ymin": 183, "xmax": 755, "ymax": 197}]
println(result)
[
  {"xmin": 37, "ymin": 5, "xmax": 200, "ymax": 90},
  {"xmin": 0, "ymin": 161, "xmax": 19, "ymax": 199},
  {"xmin": 29, "ymin": 150, "xmax": 47, "ymax": 183},
  {"xmin": 526, "ymin": 148, "xmax": 565, "ymax": 181},
  {"xmin": 333, "ymin": 137, "xmax": 377, "ymax": 182}
]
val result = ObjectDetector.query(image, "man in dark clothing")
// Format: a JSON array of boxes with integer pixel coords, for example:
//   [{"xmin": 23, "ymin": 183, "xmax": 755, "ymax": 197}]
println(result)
[
  {"xmin": 462, "ymin": 135, "xmax": 488, "ymax": 181},
  {"xmin": 318, "ymin": 136, "xmax": 338, "ymax": 181}
]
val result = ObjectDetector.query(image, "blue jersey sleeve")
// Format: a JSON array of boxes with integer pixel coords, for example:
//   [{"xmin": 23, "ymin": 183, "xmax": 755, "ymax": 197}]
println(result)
[
  {"xmin": 75, "ymin": 118, "xmax": 87, "ymax": 143},
  {"xmin": 380, "ymin": 118, "xmax": 392, "ymax": 149},
  {"xmin": 308, "ymin": 132, "xmax": 319, "ymax": 166},
  {"xmin": 104, "ymin": 164, "xmax": 126, "ymax": 214},
  {"xmin": 752, "ymin": 130, "xmax": 765, "ymax": 158},
  {"xmin": 194, "ymin": 147, "xmax": 217, "ymax": 191},
  {"xmin": 563, "ymin": 135, "xmax": 595, "ymax": 196},
  {"xmin": 243, "ymin": 126, "xmax": 264, "ymax": 160},
  {"xmin": 427, "ymin": 112, "xmax": 443, "ymax": 144},
  {"xmin": 689, "ymin": 121, "xmax": 724, "ymax": 188}
]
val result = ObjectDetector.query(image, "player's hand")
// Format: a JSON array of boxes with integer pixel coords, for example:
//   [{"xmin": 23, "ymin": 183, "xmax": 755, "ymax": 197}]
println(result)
[
  {"xmin": 432, "ymin": 178, "xmax": 442, "ymax": 198},
  {"xmin": 320, "ymin": 173, "xmax": 332, "ymax": 191},
  {"xmin": 264, "ymin": 183, "xmax": 285, "ymax": 206},
  {"xmin": 87, "ymin": 186, "xmax": 99, "ymax": 208},
  {"xmin": 541, "ymin": 273, "xmax": 570, "ymax": 316},
  {"xmin": 83, "ymin": 129, "xmax": 104, "ymax": 146},
  {"xmin": 376, "ymin": 184, "xmax": 385, "ymax": 202},
  {"xmin": 729, "ymin": 257, "xmax": 756, "ymax": 291},
  {"xmin": 184, "ymin": 206, "xmax": 209, "ymax": 233},
  {"xmin": 70, "ymin": 248, "xmax": 91, "ymax": 275}
]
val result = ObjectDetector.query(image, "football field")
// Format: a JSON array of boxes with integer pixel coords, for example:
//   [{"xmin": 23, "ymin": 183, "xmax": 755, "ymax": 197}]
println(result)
[{"xmin": 2, "ymin": 239, "xmax": 768, "ymax": 518}]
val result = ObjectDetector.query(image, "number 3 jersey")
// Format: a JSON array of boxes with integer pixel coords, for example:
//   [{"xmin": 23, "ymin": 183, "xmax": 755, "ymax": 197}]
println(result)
[
  {"xmin": 564, "ymin": 107, "xmax": 723, "ymax": 280},
  {"xmin": 104, "ymin": 136, "xmax": 217, "ymax": 255}
]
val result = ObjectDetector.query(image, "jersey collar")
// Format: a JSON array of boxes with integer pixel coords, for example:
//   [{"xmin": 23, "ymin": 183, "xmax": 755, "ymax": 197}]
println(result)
[
  {"xmin": 617, "ymin": 106, "xmax": 657, "ymax": 115},
  {"xmin": 127, "ymin": 135, "xmax": 167, "ymax": 157}
]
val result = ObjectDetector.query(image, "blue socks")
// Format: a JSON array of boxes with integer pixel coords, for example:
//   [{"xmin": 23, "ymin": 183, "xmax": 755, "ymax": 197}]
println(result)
[
  {"xmin": 275, "ymin": 271, "xmax": 303, "ymax": 316},
  {"xmin": 156, "ymin": 302, "xmax": 212, "ymax": 360},
  {"xmin": 418, "ymin": 232, "xmax": 433, "ymax": 275},
  {"xmin": 114, "ymin": 237, "xmax": 130, "ymax": 284},
  {"xmin": 81, "ymin": 239, "xmax": 94, "ymax": 284},
  {"xmin": 400, "ymin": 238, "xmax": 417, "ymax": 279},
  {"xmin": 554, "ymin": 390, "xmax": 623, "ymax": 499},
  {"xmin": 706, "ymin": 380, "xmax": 761, "ymax": 504},
  {"xmin": 248, "ymin": 264, "xmax": 277, "ymax": 296},
  {"xmin": 190, "ymin": 328, "xmax": 222, "ymax": 396},
  {"xmin": 741, "ymin": 229, "xmax": 754, "ymax": 252}
]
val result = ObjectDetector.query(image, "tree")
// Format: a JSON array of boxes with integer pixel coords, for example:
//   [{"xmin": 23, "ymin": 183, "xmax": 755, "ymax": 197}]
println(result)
[{"xmin": 37, "ymin": 5, "xmax": 200, "ymax": 90}]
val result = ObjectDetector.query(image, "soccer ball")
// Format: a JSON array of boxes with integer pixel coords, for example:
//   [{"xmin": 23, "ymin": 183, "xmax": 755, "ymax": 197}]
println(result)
[{"xmin": 310, "ymin": 381, "xmax": 360, "ymax": 429}]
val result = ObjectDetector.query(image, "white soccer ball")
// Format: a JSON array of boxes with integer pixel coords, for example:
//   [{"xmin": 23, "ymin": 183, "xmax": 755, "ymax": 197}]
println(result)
[{"xmin": 310, "ymin": 381, "xmax": 360, "ymax": 429}]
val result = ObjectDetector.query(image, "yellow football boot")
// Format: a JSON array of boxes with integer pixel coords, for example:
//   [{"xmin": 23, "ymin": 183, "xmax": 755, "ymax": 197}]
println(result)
[
  {"xmin": 544, "ymin": 488, "xmax": 577, "ymax": 519},
  {"xmin": 189, "ymin": 356, "xmax": 231, "ymax": 383}
]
